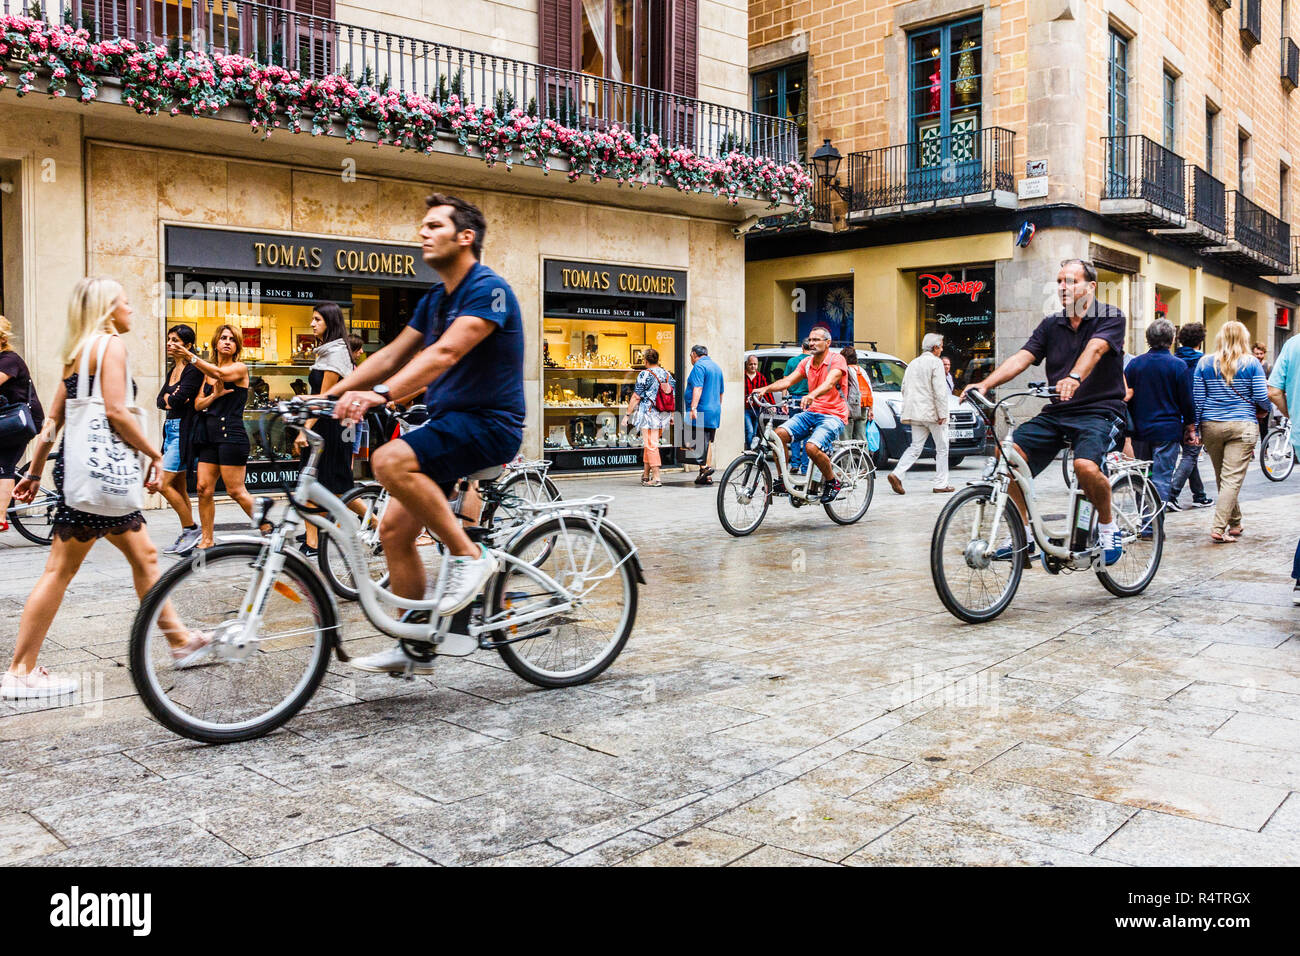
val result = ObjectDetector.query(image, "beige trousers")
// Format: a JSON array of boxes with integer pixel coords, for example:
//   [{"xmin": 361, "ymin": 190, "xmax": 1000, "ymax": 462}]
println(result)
[{"xmin": 1200, "ymin": 420, "xmax": 1258, "ymax": 534}]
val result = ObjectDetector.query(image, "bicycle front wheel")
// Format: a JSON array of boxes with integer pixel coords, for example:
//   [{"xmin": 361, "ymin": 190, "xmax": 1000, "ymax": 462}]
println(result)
[
  {"xmin": 824, "ymin": 445, "xmax": 875, "ymax": 525},
  {"xmin": 318, "ymin": 483, "xmax": 390, "ymax": 601},
  {"xmin": 484, "ymin": 516, "xmax": 637, "ymax": 688},
  {"xmin": 8, "ymin": 490, "xmax": 57, "ymax": 545},
  {"xmin": 1098, "ymin": 471, "xmax": 1163, "ymax": 597},
  {"xmin": 129, "ymin": 542, "xmax": 336, "ymax": 743},
  {"xmin": 930, "ymin": 484, "xmax": 1025, "ymax": 623},
  {"xmin": 717, "ymin": 453, "xmax": 771, "ymax": 536},
  {"xmin": 1260, "ymin": 428, "xmax": 1295, "ymax": 481}
]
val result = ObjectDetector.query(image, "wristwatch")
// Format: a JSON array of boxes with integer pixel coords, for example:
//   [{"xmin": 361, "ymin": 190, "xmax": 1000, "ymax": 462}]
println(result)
[
  {"xmin": 371, "ymin": 384, "xmax": 391, "ymax": 399},
  {"xmin": 1066, "ymin": 373, "xmax": 1082, "ymax": 382}
]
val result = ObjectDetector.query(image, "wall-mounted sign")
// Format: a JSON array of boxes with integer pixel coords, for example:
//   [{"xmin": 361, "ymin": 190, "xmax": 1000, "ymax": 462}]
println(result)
[
  {"xmin": 165, "ymin": 225, "xmax": 435, "ymax": 286},
  {"xmin": 920, "ymin": 272, "xmax": 986, "ymax": 302},
  {"xmin": 1018, "ymin": 176, "xmax": 1049, "ymax": 199},
  {"xmin": 544, "ymin": 259, "xmax": 688, "ymax": 301},
  {"xmin": 1026, "ymin": 159, "xmax": 1047, "ymax": 177}
]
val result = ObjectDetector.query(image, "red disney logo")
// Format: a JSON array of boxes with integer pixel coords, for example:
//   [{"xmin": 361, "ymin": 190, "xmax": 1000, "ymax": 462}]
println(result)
[{"xmin": 920, "ymin": 273, "xmax": 985, "ymax": 301}]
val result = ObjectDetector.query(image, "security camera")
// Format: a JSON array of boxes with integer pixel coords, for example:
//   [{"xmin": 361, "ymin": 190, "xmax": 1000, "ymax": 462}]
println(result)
[{"xmin": 731, "ymin": 215, "xmax": 762, "ymax": 238}]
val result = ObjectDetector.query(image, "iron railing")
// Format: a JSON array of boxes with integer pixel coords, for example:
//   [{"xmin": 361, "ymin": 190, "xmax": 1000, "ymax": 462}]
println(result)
[
  {"xmin": 1284, "ymin": 37, "xmax": 1299, "ymax": 91},
  {"xmin": 843, "ymin": 126, "xmax": 1015, "ymax": 211},
  {"xmin": 1240, "ymin": 0, "xmax": 1262, "ymax": 48},
  {"xmin": 1102, "ymin": 135, "xmax": 1186, "ymax": 213},
  {"xmin": 4, "ymin": 0, "xmax": 799, "ymax": 164},
  {"xmin": 1229, "ymin": 190, "xmax": 1291, "ymax": 264},
  {"xmin": 753, "ymin": 163, "xmax": 831, "ymax": 231},
  {"xmin": 1292, "ymin": 236, "xmax": 1300, "ymax": 276},
  {"xmin": 1187, "ymin": 164, "xmax": 1227, "ymax": 233}
]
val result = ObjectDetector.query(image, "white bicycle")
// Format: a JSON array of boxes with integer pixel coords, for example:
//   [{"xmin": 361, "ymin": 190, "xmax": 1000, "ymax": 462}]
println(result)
[
  {"xmin": 128, "ymin": 398, "xmax": 642, "ymax": 744},
  {"xmin": 1260, "ymin": 417, "xmax": 1295, "ymax": 481}
]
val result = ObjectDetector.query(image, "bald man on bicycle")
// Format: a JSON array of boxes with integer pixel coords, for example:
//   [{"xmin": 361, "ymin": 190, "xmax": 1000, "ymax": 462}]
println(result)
[{"xmin": 963, "ymin": 259, "xmax": 1126, "ymax": 566}]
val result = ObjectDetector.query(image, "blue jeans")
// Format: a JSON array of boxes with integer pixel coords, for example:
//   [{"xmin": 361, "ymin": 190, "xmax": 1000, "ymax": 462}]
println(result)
[
  {"xmin": 1168, "ymin": 442, "xmax": 1207, "ymax": 501},
  {"xmin": 745, "ymin": 407, "xmax": 761, "ymax": 449},
  {"xmin": 1131, "ymin": 439, "xmax": 1182, "ymax": 503}
]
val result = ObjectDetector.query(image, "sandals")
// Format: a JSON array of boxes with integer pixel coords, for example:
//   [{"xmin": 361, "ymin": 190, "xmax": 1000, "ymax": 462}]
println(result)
[
  {"xmin": 646, "ymin": 479, "xmax": 663, "ymax": 487},
  {"xmin": 1227, "ymin": 526, "xmax": 1244, "ymax": 537},
  {"xmin": 172, "ymin": 631, "xmax": 213, "ymax": 669},
  {"xmin": 1209, "ymin": 532, "xmax": 1236, "ymax": 544}
]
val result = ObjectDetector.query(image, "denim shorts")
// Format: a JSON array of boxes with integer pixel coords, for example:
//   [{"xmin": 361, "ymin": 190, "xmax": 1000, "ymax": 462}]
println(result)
[
  {"xmin": 161, "ymin": 418, "xmax": 183, "ymax": 472},
  {"xmin": 782, "ymin": 411, "xmax": 843, "ymax": 456}
]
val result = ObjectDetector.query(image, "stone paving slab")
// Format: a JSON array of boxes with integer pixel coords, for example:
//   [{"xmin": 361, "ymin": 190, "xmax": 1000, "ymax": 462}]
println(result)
[{"xmin": 1, "ymin": 464, "xmax": 1298, "ymax": 865}]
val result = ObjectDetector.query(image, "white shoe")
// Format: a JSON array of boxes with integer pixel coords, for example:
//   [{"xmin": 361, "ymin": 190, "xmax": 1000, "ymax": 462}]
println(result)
[
  {"xmin": 349, "ymin": 644, "xmax": 435, "ymax": 675},
  {"xmin": 1, "ymin": 666, "xmax": 78, "ymax": 700},
  {"xmin": 436, "ymin": 547, "xmax": 496, "ymax": 616}
]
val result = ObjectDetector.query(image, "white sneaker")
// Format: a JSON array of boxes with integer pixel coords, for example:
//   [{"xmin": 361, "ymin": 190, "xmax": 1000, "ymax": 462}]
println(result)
[
  {"xmin": 349, "ymin": 644, "xmax": 435, "ymax": 675},
  {"xmin": 1, "ymin": 666, "xmax": 78, "ymax": 700},
  {"xmin": 436, "ymin": 547, "xmax": 496, "ymax": 616}
]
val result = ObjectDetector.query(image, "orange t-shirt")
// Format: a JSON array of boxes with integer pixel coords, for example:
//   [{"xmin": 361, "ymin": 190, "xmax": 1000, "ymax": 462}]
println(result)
[{"xmin": 799, "ymin": 352, "xmax": 849, "ymax": 422}]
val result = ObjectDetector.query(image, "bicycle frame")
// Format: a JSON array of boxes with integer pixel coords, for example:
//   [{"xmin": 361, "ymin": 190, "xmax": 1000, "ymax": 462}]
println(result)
[
  {"xmin": 750, "ymin": 401, "xmax": 826, "ymax": 501},
  {"xmin": 232, "ymin": 409, "xmax": 634, "ymax": 656}
]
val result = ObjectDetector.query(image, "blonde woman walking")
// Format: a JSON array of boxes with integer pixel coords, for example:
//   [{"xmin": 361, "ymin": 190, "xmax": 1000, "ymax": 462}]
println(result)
[
  {"xmin": 1193, "ymin": 321, "xmax": 1270, "ymax": 543},
  {"xmin": 3, "ymin": 278, "xmax": 203, "ymax": 701}
]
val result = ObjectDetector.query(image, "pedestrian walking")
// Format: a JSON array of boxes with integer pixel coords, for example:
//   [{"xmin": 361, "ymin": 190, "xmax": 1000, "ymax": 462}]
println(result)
[
  {"xmin": 624, "ymin": 347, "xmax": 672, "ymax": 486},
  {"xmin": 348, "ymin": 333, "xmax": 367, "ymax": 366},
  {"xmin": 743, "ymin": 354, "xmax": 768, "ymax": 447},
  {"xmin": 685, "ymin": 344, "xmax": 723, "ymax": 485},
  {"xmin": 169, "ymin": 323, "xmax": 258, "ymax": 549},
  {"xmin": 1266, "ymin": 336, "xmax": 1300, "ymax": 602},
  {"xmin": 841, "ymin": 346, "xmax": 873, "ymax": 441},
  {"xmin": 1167, "ymin": 322, "xmax": 1214, "ymax": 509},
  {"xmin": 941, "ymin": 355, "xmax": 956, "ymax": 394},
  {"xmin": 888, "ymin": 333, "xmax": 954, "ymax": 494},
  {"xmin": 1124, "ymin": 318, "xmax": 1196, "ymax": 503},
  {"xmin": 156, "ymin": 323, "xmax": 203, "ymax": 555},
  {"xmin": 1253, "ymin": 342, "xmax": 1272, "ymax": 377},
  {"xmin": 3, "ymin": 278, "xmax": 202, "ymax": 701},
  {"xmin": 0, "ymin": 315, "xmax": 44, "ymax": 533},
  {"xmin": 292, "ymin": 304, "xmax": 356, "ymax": 555},
  {"xmin": 1194, "ymin": 321, "xmax": 1270, "ymax": 543}
]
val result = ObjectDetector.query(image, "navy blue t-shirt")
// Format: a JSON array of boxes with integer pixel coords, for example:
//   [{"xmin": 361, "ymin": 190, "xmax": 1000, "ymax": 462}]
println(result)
[{"xmin": 406, "ymin": 262, "xmax": 525, "ymax": 426}]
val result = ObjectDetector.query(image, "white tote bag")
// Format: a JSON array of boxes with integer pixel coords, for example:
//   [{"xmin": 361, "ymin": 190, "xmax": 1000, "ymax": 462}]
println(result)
[{"xmin": 62, "ymin": 333, "xmax": 148, "ymax": 516}]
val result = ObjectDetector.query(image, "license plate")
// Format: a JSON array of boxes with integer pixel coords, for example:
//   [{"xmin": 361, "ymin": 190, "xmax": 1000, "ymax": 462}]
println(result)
[{"xmin": 950, "ymin": 428, "xmax": 974, "ymax": 439}]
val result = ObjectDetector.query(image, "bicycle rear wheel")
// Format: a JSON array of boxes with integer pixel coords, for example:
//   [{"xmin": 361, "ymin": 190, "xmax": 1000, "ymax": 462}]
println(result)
[
  {"xmin": 1098, "ymin": 471, "xmax": 1163, "ymax": 597},
  {"xmin": 1260, "ymin": 427, "xmax": 1295, "ymax": 481},
  {"xmin": 824, "ymin": 445, "xmax": 875, "ymax": 525},
  {"xmin": 717, "ymin": 453, "xmax": 771, "ymax": 536},
  {"xmin": 129, "ymin": 542, "xmax": 336, "ymax": 743},
  {"xmin": 491, "ymin": 470, "xmax": 562, "ymax": 564},
  {"xmin": 930, "ymin": 484, "xmax": 1025, "ymax": 623},
  {"xmin": 484, "ymin": 516, "xmax": 637, "ymax": 688}
]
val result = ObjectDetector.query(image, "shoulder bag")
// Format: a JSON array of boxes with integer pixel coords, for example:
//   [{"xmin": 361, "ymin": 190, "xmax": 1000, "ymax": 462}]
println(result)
[{"xmin": 63, "ymin": 334, "xmax": 148, "ymax": 516}]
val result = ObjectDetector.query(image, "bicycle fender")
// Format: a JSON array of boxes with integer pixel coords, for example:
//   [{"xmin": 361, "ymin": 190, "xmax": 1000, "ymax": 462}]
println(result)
[
  {"xmin": 601, "ymin": 521, "xmax": 647, "ymax": 585},
  {"xmin": 211, "ymin": 535, "xmax": 349, "ymax": 661}
]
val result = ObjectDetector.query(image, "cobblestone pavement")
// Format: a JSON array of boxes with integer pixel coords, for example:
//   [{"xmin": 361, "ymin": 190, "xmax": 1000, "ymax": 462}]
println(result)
[{"xmin": 1, "ymin": 458, "xmax": 1298, "ymax": 866}]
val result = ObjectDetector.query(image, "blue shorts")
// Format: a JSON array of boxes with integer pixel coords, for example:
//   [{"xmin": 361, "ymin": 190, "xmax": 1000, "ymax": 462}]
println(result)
[
  {"xmin": 1012, "ymin": 411, "xmax": 1123, "ymax": 477},
  {"xmin": 782, "ymin": 411, "xmax": 843, "ymax": 456},
  {"xmin": 161, "ymin": 418, "xmax": 183, "ymax": 472},
  {"xmin": 399, "ymin": 409, "xmax": 522, "ymax": 494}
]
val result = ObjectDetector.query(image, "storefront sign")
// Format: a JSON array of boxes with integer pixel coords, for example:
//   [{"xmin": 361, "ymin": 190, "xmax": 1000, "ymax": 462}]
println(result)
[
  {"xmin": 165, "ymin": 226, "xmax": 435, "ymax": 286},
  {"xmin": 544, "ymin": 260, "xmax": 687, "ymax": 301},
  {"xmin": 547, "ymin": 446, "xmax": 677, "ymax": 472},
  {"xmin": 920, "ymin": 272, "xmax": 986, "ymax": 302},
  {"xmin": 1279, "ymin": 306, "xmax": 1291, "ymax": 329}
]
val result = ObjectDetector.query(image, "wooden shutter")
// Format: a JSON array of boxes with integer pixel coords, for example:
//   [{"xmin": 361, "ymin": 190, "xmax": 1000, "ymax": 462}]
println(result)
[
  {"xmin": 667, "ymin": 0, "xmax": 697, "ymax": 98},
  {"xmin": 284, "ymin": 0, "xmax": 334, "ymax": 78},
  {"xmin": 539, "ymin": 0, "xmax": 580, "ymax": 71}
]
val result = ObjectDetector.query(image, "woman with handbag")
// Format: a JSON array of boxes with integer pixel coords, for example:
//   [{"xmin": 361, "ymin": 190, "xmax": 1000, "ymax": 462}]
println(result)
[
  {"xmin": 623, "ymin": 347, "xmax": 673, "ymax": 487},
  {"xmin": 4, "ymin": 278, "xmax": 204, "ymax": 701},
  {"xmin": 1193, "ymin": 321, "xmax": 1270, "ymax": 544},
  {"xmin": 0, "ymin": 315, "xmax": 44, "ymax": 532},
  {"xmin": 170, "ymin": 323, "xmax": 258, "ymax": 550}
]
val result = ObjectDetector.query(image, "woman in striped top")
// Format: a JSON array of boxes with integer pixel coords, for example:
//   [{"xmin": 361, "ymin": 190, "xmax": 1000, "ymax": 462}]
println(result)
[{"xmin": 1193, "ymin": 321, "xmax": 1269, "ymax": 543}]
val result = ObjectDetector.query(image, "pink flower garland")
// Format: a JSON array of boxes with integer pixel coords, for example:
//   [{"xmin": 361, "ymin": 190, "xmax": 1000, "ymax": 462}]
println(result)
[{"xmin": 0, "ymin": 15, "xmax": 812, "ymax": 212}]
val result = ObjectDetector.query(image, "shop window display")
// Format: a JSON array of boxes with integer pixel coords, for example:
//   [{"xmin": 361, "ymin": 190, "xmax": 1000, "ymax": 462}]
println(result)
[{"xmin": 918, "ymin": 266, "xmax": 995, "ymax": 393}]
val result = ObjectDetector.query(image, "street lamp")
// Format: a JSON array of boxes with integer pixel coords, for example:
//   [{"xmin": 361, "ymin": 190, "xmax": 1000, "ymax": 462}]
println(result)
[{"xmin": 811, "ymin": 138, "xmax": 851, "ymax": 201}]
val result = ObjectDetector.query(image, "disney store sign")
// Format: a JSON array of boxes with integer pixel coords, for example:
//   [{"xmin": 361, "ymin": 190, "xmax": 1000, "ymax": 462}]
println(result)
[{"xmin": 920, "ymin": 272, "xmax": 986, "ymax": 302}]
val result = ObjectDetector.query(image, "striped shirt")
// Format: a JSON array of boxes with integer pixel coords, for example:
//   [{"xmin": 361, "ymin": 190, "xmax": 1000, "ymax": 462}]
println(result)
[{"xmin": 1193, "ymin": 354, "xmax": 1268, "ymax": 422}]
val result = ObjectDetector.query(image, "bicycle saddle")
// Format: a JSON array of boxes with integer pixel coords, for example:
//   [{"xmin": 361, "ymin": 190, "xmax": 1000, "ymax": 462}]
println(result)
[{"xmin": 467, "ymin": 464, "xmax": 505, "ymax": 482}]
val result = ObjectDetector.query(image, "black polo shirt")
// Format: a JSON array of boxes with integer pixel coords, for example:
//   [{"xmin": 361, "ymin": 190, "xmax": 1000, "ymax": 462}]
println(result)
[{"xmin": 1022, "ymin": 299, "xmax": 1127, "ymax": 417}]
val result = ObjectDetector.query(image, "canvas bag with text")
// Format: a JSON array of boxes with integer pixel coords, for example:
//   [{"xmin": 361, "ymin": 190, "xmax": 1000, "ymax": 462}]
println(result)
[{"xmin": 63, "ymin": 334, "xmax": 147, "ymax": 516}]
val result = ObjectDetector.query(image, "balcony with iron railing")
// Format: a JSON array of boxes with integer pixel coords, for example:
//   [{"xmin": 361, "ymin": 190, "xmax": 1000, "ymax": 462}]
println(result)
[
  {"xmin": 0, "ymin": 0, "xmax": 803, "ymax": 208},
  {"xmin": 1283, "ymin": 37, "xmax": 1299, "ymax": 91},
  {"xmin": 1100, "ymin": 135, "xmax": 1186, "ymax": 228},
  {"xmin": 752, "ymin": 163, "xmax": 836, "ymax": 234},
  {"xmin": 842, "ymin": 126, "xmax": 1016, "ymax": 223},
  {"xmin": 1207, "ymin": 191, "xmax": 1292, "ymax": 273},
  {"xmin": 1240, "ymin": 0, "xmax": 1262, "ymax": 49},
  {"xmin": 1153, "ymin": 164, "xmax": 1226, "ymax": 245}
]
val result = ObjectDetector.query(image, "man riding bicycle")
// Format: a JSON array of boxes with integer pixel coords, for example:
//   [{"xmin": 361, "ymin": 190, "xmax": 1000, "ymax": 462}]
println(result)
[
  {"xmin": 750, "ymin": 327, "xmax": 847, "ymax": 502},
  {"xmin": 962, "ymin": 258, "xmax": 1126, "ymax": 565},
  {"xmin": 329, "ymin": 194, "xmax": 524, "ymax": 673}
]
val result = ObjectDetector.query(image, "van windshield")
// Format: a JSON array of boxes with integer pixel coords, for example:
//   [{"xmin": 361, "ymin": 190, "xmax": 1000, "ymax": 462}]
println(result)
[{"xmin": 862, "ymin": 358, "xmax": 907, "ymax": 391}]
